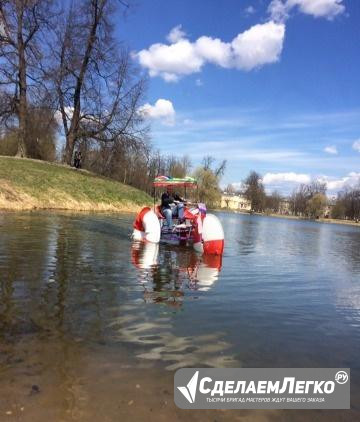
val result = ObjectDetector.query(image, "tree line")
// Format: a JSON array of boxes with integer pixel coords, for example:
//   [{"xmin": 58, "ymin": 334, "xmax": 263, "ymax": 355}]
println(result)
[
  {"xmin": 1, "ymin": 0, "xmax": 146, "ymax": 163},
  {"xmin": 0, "ymin": 0, "xmax": 226, "ymax": 204},
  {"xmin": 331, "ymin": 186, "xmax": 360, "ymax": 221},
  {"xmin": 225, "ymin": 171, "xmax": 360, "ymax": 221}
]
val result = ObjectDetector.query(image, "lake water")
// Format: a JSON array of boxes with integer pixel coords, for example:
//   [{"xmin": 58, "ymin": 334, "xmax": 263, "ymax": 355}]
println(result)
[{"xmin": 0, "ymin": 211, "xmax": 359, "ymax": 421}]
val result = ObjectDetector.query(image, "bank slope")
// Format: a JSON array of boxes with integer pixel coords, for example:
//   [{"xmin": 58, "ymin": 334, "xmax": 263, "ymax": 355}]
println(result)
[{"xmin": 0, "ymin": 156, "xmax": 151, "ymax": 212}]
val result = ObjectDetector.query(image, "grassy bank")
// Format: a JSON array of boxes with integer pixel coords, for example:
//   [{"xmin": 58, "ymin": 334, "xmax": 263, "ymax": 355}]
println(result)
[{"xmin": 0, "ymin": 156, "xmax": 151, "ymax": 212}]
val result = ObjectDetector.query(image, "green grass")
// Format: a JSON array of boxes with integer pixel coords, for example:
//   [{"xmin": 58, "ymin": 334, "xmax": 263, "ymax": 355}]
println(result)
[{"xmin": 0, "ymin": 156, "xmax": 151, "ymax": 211}]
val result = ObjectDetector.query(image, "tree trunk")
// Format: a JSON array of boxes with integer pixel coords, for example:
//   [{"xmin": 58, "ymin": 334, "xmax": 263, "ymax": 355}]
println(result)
[
  {"xmin": 17, "ymin": 55, "xmax": 28, "ymax": 157},
  {"xmin": 64, "ymin": 130, "xmax": 76, "ymax": 165},
  {"xmin": 61, "ymin": 0, "xmax": 104, "ymax": 165},
  {"xmin": 16, "ymin": 4, "xmax": 28, "ymax": 158}
]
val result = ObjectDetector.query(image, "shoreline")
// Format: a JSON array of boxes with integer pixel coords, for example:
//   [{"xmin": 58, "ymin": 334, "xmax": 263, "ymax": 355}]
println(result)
[
  {"xmin": 0, "ymin": 203, "xmax": 144, "ymax": 213},
  {"xmin": 217, "ymin": 208, "xmax": 360, "ymax": 228},
  {"xmin": 0, "ymin": 207, "xmax": 139, "ymax": 215},
  {"xmin": 1, "ymin": 203, "xmax": 359, "ymax": 229}
]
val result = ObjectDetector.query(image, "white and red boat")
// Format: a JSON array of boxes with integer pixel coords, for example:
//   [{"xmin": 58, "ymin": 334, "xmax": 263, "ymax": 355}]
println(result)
[{"xmin": 132, "ymin": 176, "xmax": 224, "ymax": 256}]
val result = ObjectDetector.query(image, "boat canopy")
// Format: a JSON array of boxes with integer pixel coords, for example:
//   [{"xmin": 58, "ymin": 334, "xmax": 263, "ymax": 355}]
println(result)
[{"xmin": 153, "ymin": 175, "xmax": 197, "ymax": 188}]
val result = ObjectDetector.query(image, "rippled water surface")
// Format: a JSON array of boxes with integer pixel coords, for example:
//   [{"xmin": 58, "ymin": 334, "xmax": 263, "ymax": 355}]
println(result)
[{"xmin": 0, "ymin": 211, "xmax": 359, "ymax": 421}]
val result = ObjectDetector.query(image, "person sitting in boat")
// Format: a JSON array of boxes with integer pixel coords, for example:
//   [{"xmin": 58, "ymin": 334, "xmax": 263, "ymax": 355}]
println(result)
[{"xmin": 161, "ymin": 187, "xmax": 185, "ymax": 227}]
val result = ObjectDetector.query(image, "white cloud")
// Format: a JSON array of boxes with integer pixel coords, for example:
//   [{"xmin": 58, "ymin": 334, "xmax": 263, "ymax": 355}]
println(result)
[
  {"xmin": 166, "ymin": 25, "xmax": 186, "ymax": 43},
  {"xmin": 137, "ymin": 39, "xmax": 203, "ymax": 82},
  {"xmin": 195, "ymin": 36, "xmax": 232, "ymax": 68},
  {"xmin": 318, "ymin": 172, "xmax": 360, "ymax": 191},
  {"xmin": 232, "ymin": 172, "xmax": 310, "ymax": 194},
  {"xmin": 291, "ymin": 0, "xmax": 345, "ymax": 19},
  {"xmin": 231, "ymin": 21, "xmax": 285, "ymax": 71},
  {"xmin": 259, "ymin": 172, "xmax": 360, "ymax": 194},
  {"xmin": 232, "ymin": 172, "xmax": 360, "ymax": 195},
  {"xmin": 136, "ymin": 21, "xmax": 285, "ymax": 81},
  {"xmin": 324, "ymin": 145, "xmax": 338, "ymax": 154},
  {"xmin": 138, "ymin": 99, "xmax": 175, "ymax": 125},
  {"xmin": 353, "ymin": 139, "xmax": 360, "ymax": 152},
  {"xmin": 137, "ymin": 2, "xmax": 344, "ymax": 82},
  {"xmin": 263, "ymin": 172, "xmax": 311, "ymax": 185},
  {"xmin": 269, "ymin": 0, "xmax": 345, "ymax": 22},
  {"xmin": 268, "ymin": 0, "xmax": 289, "ymax": 22},
  {"xmin": 245, "ymin": 5, "xmax": 256, "ymax": 15},
  {"xmin": 54, "ymin": 106, "xmax": 74, "ymax": 124}
]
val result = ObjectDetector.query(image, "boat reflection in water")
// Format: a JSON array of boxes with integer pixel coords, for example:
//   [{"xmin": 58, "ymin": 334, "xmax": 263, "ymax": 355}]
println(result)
[
  {"xmin": 114, "ymin": 242, "xmax": 234, "ymax": 370},
  {"xmin": 131, "ymin": 241, "xmax": 223, "ymax": 307}
]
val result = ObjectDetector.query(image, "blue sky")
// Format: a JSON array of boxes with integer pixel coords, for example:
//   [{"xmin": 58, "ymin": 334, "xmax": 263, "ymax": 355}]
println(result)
[{"xmin": 119, "ymin": 0, "xmax": 360, "ymax": 194}]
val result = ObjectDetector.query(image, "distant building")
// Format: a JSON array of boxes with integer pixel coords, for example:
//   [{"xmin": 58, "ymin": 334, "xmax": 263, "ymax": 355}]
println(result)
[
  {"xmin": 279, "ymin": 196, "xmax": 335, "ymax": 218},
  {"xmin": 324, "ymin": 197, "xmax": 336, "ymax": 218},
  {"xmin": 279, "ymin": 199, "xmax": 291, "ymax": 215},
  {"xmin": 221, "ymin": 194, "xmax": 251, "ymax": 211}
]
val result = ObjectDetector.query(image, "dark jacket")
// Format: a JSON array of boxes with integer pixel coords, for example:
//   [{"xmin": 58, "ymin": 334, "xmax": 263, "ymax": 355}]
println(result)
[{"xmin": 161, "ymin": 192, "xmax": 184, "ymax": 209}]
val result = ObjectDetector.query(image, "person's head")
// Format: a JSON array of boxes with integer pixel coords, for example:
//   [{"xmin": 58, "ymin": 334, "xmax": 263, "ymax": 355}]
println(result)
[{"xmin": 166, "ymin": 186, "xmax": 173, "ymax": 194}]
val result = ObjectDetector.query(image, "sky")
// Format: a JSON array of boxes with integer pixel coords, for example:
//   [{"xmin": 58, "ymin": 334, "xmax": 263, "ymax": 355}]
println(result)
[{"xmin": 119, "ymin": 0, "xmax": 360, "ymax": 195}]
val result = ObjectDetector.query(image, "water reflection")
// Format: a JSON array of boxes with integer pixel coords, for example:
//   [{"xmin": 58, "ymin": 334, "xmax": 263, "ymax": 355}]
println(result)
[
  {"xmin": 0, "ymin": 212, "xmax": 233, "ymax": 375},
  {"xmin": 102, "ymin": 242, "xmax": 231, "ymax": 370},
  {"xmin": 1, "ymin": 212, "xmax": 360, "ymax": 385},
  {"xmin": 2, "ymin": 211, "xmax": 360, "ymax": 422},
  {"xmin": 131, "ymin": 241, "xmax": 222, "ymax": 297}
]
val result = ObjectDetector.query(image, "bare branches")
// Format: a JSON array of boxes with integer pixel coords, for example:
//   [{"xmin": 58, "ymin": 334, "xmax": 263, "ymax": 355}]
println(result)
[
  {"xmin": 51, "ymin": 0, "xmax": 147, "ymax": 164},
  {"xmin": 1, "ymin": 0, "xmax": 149, "ymax": 184},
  {"xmin": 290, "ymin": 181, "xmax": 327, "ymax": 217},
  {"xmin": 0, "ymin": 0, "xmax": 58, "ymax": 156},
  {"xmin": 243, "ymin": 171, "xmax": 266, "ymax": 212}
]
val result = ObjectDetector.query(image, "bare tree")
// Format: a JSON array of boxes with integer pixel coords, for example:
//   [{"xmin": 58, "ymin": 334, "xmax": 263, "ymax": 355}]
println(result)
[
  {"xmin": 51, "ymin": 0, "xmax": 146, "ymax": 165},
  {"xmin": 334, "ymin": 184, "xmax": 360, "ymax": 220},
  {"xmin": 306, "ymin": 193, "xmax": 327, "ymax": 219},
  {"xmin": 202, "ymin": 155, "xmax": 214, "ymax": 171},
  {"xmin": 0, "ymin": 0, "xmax": 54, "ymax": 156},
  {"xmin": 290, "ymin": 181, "xmax": 327, "ymax": 216},
  {"xmin": 290, "ymin": 184, "xmax": 307, "ymax": 216},
  {"xmin": 180, "ymin": 155, "xmax": 192, "ymax": 176},
  {"xmin": 265, "ymin": 190, "xmax": 282, "ymax": 213},
  {"xmin": 215, "ymin": 159, "xmax": 226, "ymax": 178},
  {"xmin": 225, "ymin": 183, "xmax": 236, "ymax": 195},
  {"xmin": 306, "ymin": 181, "xmax": 327, "ymax": 197},
  {"xmin": 194, "ymin": 157, "xmax": 226, "ymax": 207},
  {"xmin": 243, "ymin": 171, "xmax": 265, "ymax": 212},
  {"xmin": 202, "ymin": 155, "xmax": 226, "ymax": 177}
]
